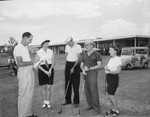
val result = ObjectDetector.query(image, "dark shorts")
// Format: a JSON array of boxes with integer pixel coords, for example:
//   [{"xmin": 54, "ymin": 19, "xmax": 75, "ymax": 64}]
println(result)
[
  {"xmin": 106, "ymin": 74, "xmax": 119, "ymax": 95},
  {"xmin": 38, "ymin": 64, "xmax": 54, "ymax": 86}
]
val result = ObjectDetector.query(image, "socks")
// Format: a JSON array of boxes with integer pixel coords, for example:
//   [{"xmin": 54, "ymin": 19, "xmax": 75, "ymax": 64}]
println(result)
[{"xmin": 44, "ymin": 100, "xmax": 50, "ymax": 104}]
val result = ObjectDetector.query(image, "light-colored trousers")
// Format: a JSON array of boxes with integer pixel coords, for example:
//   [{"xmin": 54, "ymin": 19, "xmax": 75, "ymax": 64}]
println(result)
[{"xmin": 17, "ymin": 65, "xmax": 35, "ymax": 117}]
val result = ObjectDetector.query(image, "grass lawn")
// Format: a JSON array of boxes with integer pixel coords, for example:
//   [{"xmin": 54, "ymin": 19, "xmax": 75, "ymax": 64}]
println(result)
[{"xmin": 0, "ymin": 55, "xmax": 150, "ymax": 117}]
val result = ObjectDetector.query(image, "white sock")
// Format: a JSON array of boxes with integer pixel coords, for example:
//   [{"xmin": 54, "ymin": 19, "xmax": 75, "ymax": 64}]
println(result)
[
  {"xmin": 46, "ymin": 100, "xmax": 50, "ymax": 104},
  {"xmin": 44, "ymin": 100, "xmax": 47, "ymax": 104}
]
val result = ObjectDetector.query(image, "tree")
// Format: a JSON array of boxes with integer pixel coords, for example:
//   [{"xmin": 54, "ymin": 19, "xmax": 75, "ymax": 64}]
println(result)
[
  {"xmin": 5, "ymin": 36, "xmax": 18, "ymax": 58},
  {"xmin": 3, "ymin": 36, "xmax": 18, "ymax": 75}
]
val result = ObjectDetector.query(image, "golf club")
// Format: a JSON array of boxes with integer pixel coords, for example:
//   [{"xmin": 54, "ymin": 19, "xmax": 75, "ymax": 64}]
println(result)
[
  {"xmin": 58, "ymin": 74, "xmax": 72, "ymax": 114},
  {"xmin": 76, "ymin": 77, "xmax": 85, "ymax": 116},
  {"xmin": 104, "ymin": 78, "xmax": 108, "ymax": 117},
  {"xmin": 50, "ymin": 85, "xmax": 54, "ymax": 112}
]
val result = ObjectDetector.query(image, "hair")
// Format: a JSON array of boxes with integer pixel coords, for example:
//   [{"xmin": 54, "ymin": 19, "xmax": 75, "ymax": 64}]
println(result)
[
  {"xmin": 41, "ymin": 43, "xmax": 44, "ymax": 47},
  {"xmin": 69, "ymin": 36, "xmax": 73, "ymax": 43},
  {"xmin": 41, "ymin": 40, "xmax": 50, "ymax": 47},
  {"xmin": 110, "ymin": 45, "xmax": 120, "ymax": 55},
  {"xmin": 22, "ymin": 32, "xmax": 32, "ymax": 38}
]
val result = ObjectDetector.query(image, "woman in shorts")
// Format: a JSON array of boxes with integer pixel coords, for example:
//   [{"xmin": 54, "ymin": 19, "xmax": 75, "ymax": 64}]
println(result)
[
  {"xmin": 36, "ymin": 40, "xmax": 55, "ymax": 108},
  {"xmin": 104, "ymin": 45, "xmax": 122, "ymax": 116}
]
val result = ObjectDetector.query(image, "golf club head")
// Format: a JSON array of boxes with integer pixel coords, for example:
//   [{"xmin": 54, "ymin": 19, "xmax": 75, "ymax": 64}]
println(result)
[
  {"xmin": 76, "ymin": 110, "xmax": 80, "ymax": 116},
  {"xmin": 104, "ymin": 111, "xmax": 108, "ymax": 117},
  {"xmin": 51, "ymin": 107, "xmax": 54, "ymax": 112},
  {"xmin": 58, "ymin": 108, "xmax": 62, "ymax": 114}
]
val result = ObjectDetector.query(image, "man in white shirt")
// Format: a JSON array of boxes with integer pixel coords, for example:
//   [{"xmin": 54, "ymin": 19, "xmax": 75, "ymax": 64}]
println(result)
[
  {"xmin": 13, "ymin": 32, "xmax": 38, "ymax": 117},
  {"xmin": 63, "ymin": 36, "xmax": 82, "ymax": 107}
]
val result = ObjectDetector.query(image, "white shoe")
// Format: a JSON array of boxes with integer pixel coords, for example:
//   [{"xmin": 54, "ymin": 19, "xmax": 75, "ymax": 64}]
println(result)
[
  {"xmin": 47, "ymin": 104, "xmax": 52, "ymax": 108},
  {"xmin": 42, "ymin": 103, "xmax": 47, "ymax": 108}
]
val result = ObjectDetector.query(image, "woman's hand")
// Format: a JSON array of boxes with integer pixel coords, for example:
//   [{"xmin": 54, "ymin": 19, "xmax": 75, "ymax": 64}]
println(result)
[
  {"xmin": 45, "ymin": 70, "xmax": 51, "ymax": 77},
  {"xmin": 49, "ymin": 68, "xmax": 52, "ymax": 76},
  {"xmin": 105, "ymin": 70, "xmax": 110, "ymax": 74}
]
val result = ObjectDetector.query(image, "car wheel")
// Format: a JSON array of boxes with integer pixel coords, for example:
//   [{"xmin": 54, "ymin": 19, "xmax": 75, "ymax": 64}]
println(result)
[
  {"xmin": 126, "ymin": 64, "xmax": 131, "ymax": 70},
  {"xmin": 143, "ymin": 62, "xmax": 148, "ymax": 68}
]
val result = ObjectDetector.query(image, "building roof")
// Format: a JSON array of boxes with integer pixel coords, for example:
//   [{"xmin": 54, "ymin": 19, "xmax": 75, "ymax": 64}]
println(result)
[
  {"xmin": 96, "ymin": 35, "xmax": 150, "ymax": 42},
  {"xmin": 22, "ymin": 35, "xmax": 150, "ymax": 48}
]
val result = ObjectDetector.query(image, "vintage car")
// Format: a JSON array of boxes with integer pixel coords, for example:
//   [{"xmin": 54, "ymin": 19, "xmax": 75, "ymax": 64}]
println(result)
[{"xmin": 120, "ymin": 47, "xmax": 149, "ymax": 70}]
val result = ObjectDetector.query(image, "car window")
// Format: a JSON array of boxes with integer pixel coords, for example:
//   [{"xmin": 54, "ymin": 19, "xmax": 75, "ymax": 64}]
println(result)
[{"xmin": 121, "ymin": 49, "xmax": 133, "ymax": 55}]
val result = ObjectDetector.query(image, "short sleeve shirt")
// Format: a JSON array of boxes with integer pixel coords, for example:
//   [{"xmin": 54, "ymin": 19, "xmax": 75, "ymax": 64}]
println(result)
[
  {"xmin": 37, "ymin": 48, "xmax": 53, "ymax": 65},
  {"xmin": 107, "ymin": 56, "xmax": 122, "ymax": 71},
  {"xmin": 13, "ymin": 43, "xmax": 31, "ymax": 65},
  {"xmin": 65, "ymin": 43, "xmax": 82, "ymax": 62},
  {"xmin": 81, "ymin": 51, "xmax": 102, "ymax": 68}
]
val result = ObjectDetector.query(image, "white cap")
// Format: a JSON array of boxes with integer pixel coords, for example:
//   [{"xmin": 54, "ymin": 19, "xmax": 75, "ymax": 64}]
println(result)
[
  {"xmin": 64, "ymin": 36, "xmax": 73, "ymax": 43},
  {"xmin": 84, "ymin": 39, "xmax": 95, "ymax": 45}
]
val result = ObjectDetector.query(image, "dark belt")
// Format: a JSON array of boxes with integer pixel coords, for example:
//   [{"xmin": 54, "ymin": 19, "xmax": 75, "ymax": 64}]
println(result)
[{"xmin": 66, "ymin": 61, "xmax": 76, "ymax": 63}]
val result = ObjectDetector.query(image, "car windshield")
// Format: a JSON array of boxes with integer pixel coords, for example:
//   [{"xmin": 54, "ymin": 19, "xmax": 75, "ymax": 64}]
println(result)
[
  {"xmin": 121, "ymin": 48, "xmax": 149, "ymax": 56},
  {"xmin": 121, "ymin": 49, "xmax": 133, "ymax": 55}
]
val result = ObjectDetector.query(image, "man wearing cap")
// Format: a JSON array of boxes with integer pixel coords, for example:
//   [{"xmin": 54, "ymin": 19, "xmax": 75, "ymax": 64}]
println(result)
[
  {"xmin": 80, "ymin": 40, "xmax": 102, "ymax": 115},
  {"xmin": 63, "ymin": 36, "xmax": 82, "ymax": 107},
  {"xmin": 13, "ymin": 32, "xmax": 38, "ymax": 117},
  {"xmin": 36, "ymin": 40, "xmax": 55, "ymax": 109}
]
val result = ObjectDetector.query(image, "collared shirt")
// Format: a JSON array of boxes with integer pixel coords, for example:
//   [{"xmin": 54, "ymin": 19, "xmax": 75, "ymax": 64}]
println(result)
[
  {"xmin": 37, "ymin": 48, "xmax": 53, "ymax": 65},
  {"xmin": 81, "ymin": 51, "xmax": 102, "ymax": 68},
  {"xmin": 13, "ymin": 43, "xmax": 31, "ymax": 65},
  {"xmin": 65, "ymin": 43, "xmax": 82, "ymax": 62},
  {"xmin": 107, "ymin": 56, "xmax": 122, "ymax": 71}
]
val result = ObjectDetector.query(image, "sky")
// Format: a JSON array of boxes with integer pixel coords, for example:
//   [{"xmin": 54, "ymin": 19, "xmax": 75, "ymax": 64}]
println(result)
[{"xmin": 0, "ymin": 0, "xmax": 150, "ymax": 45}]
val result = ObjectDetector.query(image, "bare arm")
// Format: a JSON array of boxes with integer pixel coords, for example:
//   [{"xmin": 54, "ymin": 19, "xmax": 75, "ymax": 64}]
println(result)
[
  {"xmin": 49, "ymin": 53, "xmax": 55, "ymax": 71},
  {"xmin": 37, "ymin": 62, "xmax": 50, "ymax": 76},
  {"xmin": 84, "ymin": 61, "xmax": 102, "ymax": 72},
  {"xmin": 38, "ymin": 65, "xmax": 47, "ymax": 73},
  {"xmin": 80, "ymin": 62, "xmax": 84, "ymax": 71},
  {"xmin": 70, "ymin": 53, "xmax": 81, "ymax": 74},
  {"xmin": 73, "ymin": 53, "xmax": 81, "ymax": 69},
  {"xmin": 16, "ymin": 56, "xmax": 34, "ymax": 67},
  {"xmin": 105, "ymin": 65, "xmax": 121, "ymax": 74},
  {"xmin": 80, "ymin": 62, "xmax": 87, "ymax": 75},
  {"xmin": 89, "ymin": 61, "xmax": 102, "ymax": 70}
]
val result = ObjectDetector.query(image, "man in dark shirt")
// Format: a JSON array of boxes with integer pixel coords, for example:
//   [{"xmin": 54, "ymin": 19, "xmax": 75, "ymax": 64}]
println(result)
[{"xmin": 80, "ymin": 40, "xmax": 102, "ymax": 115}]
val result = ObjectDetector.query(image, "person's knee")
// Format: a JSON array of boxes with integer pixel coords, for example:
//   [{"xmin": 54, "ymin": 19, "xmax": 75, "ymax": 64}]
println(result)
[
  {"xmin": 41, "ymin": 85, "xmax": 46, "ymax": 90},
  {"xmin": 108, "ymin": 94, "xmax": 115, "ymax": 100},
  {"xmin": 46, "ymin": 85, "xmax": 51, "ymax": 90}
]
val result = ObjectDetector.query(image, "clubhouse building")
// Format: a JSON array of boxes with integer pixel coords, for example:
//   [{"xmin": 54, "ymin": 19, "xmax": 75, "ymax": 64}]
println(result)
[
  {"xmin": 24, "ymin": 35, "xmax": 150, "ymax": 55},
  {"xmin": 45, "ymin": 35, "xmax": 150, "ymax": 55}
]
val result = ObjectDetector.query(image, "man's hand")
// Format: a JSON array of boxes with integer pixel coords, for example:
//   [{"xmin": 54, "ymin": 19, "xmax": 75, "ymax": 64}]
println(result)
[
  {"xmin": 84, "ymin": 66, "xmax": 89, "ymax": 72},
  {"xmin": 82, "ymin": 69, "xmax": 87, "ymax": 76},
  {"xmin": 70, "ymin": 67, "xmax": 74, "ymax": 74},
  {"xmin": 104, "ymin": 66, "xmax": 110, "ymax": 74},
  {"xmin": 34, "ymin": 55, "xmax": 40, "ymax": 63}
]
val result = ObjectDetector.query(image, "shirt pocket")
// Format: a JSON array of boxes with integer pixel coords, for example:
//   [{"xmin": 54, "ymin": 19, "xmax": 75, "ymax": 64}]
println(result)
[{"xmin": 91, "ymin": 56, "xmax": 97, "ymax": 63}]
